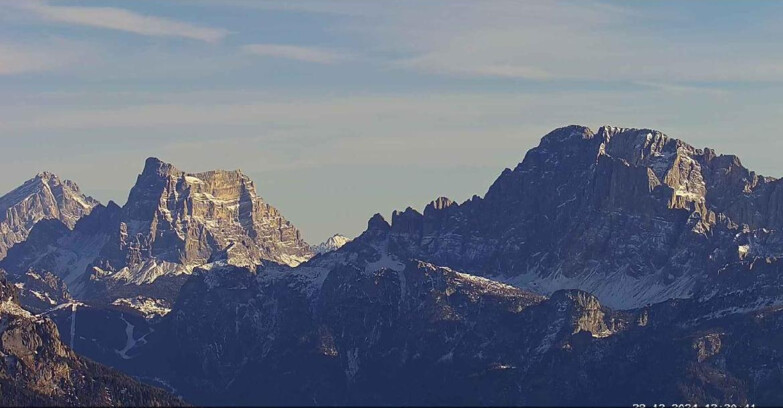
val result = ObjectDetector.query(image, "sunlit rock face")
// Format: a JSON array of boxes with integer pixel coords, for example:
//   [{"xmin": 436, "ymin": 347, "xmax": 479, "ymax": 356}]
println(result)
[
  {"xmin": 0, "ymin": 172, "xmax": 98, "ymax": 260},
  {"xmin": 312, "ymin": 233, "xmax": 352, "ymax": 254},
  {"xmin": 0, "ymin": 158, "xmax": 312, "ymax": 306},
  {"xmin": 113, "ymin": 157, "xmax": 312, "ymax": 272}
]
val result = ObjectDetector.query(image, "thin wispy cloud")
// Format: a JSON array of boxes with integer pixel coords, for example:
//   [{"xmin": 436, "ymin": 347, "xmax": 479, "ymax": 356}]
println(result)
[
  {"xmin": 242, "ymin": 44, "xmax": 346, "ymax": 64},
  {"xmin": 633, "ymin": 81, "xmax": 728, "ymax": 97},
  {"xmin": 292, "ymin": 0, "xmax": 783, "ymax": 84},
  {"xmin": 18, "ymin": 1, "xmax": 229, "ymax": 43},
  {"xmin": 0, "ymin": 44, "xmax": 59, "ymax": 75},
  {"xmin": 0, "ymin": 41, "xmax": 88, "ymax": 75},
  {"xmin": 397, "ymin": 55, "xmax": 553, "ymax": 81}
]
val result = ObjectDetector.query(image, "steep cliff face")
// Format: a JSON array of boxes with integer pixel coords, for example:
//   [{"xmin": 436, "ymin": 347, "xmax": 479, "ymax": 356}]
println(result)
[
  {"xmin": 0, "ymin": 158, "xmax": 312, "ymax": 307},
  {"xmin": 93, "ymin": 158, "xmax": 312, "ymax": 281},
  {"xmin": 0, "ymin": 172, "xmax": 98, "ymax": 260},
  {"xmin": 116, "ymin": 158, "xmax": 310, "ymax": 269},
  {"xmin": 0, "ymin": 272, "xmax": 183, "ymax": 406},
  {"xmin": 377, "ymin": 125, "xmax": 783, "ymax": 308}
]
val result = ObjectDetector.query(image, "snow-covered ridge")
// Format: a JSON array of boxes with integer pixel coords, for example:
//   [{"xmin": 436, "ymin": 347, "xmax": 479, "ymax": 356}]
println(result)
[{"xmin": 312, "ymin": 234, "xmax": 352, "ymax": 254}]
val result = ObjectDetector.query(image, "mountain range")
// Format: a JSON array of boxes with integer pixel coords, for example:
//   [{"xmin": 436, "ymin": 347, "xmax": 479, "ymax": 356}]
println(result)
[
  {"xmin": 1, "ymin": 125, "xmax": 783, "ymax": 406},
  {"xmin": 1, "ymin": 157, "xmax": 312, "ymax": 314}
]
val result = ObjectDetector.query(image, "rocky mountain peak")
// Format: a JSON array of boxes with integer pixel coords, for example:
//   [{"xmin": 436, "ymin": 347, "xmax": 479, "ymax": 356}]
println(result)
[
  {"xmin": 538, "ymin": 124, "xmax": 596, "ymax": 148},
  {"xmin": 391, "ymin": 207, "xmax": 424, "ymax": 235},
  {"xmin": 424, "ymin": 196, "xmax": 455, "ymax": 214},
  {"xmin": 518, "ymin": 125, "xmax": 748, "ymax": 213},
  {"xmin": 312, "ymin": 234, "xmax": 352, "ymax": 255},
  {"xmin": 33, "ymin": 171, "xmax": 56, "ymax": 182},
  {"xmin": 1, "ymin": 158, "xmax": 313, "ymax": 306},
  {"xmin": 140, "ymin": 156, "xmax": 181, "ymax": 178},
  {"xmin": 0, "ymin": 172, "xmax": 98, "ymax": 260},
  {"xmin": 361, "ymin": 125, "xmax": 783, "ymax": 309},
  {"xmin": 122, "ymin": 155, "xmax": 309, "ymax": 271},
  {"xmin": 128, "ymin": 158, "xmax": 258, "ymax": 210},
  {"xmin": 366, "ymin": 213, "xmax": 391, "ymax": 233},
  {"xmin": 121, "ymin": 158, "xmax": 311, "ymax": 266}
]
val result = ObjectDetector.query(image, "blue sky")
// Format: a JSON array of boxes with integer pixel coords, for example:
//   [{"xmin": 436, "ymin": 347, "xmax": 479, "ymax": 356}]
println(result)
[{"xmin": 2, "ymin": 0, "xmax": 783, "ymax": 243}]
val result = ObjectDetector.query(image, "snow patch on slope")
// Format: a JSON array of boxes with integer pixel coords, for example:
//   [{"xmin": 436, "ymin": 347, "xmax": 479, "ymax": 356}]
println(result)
[
  {"xmin": 312, "ymin": 234, "xmax": 352, "ymax": 255},
  {"xmin": 106, "ymin": 260, "xmax": 193, "ymax": 285},
  {"xmin": 499, "ymin": 265, "xmax": 696, "ymax": 310},
  {"xmin": 115, "ymin": 313, "xmax": 137, "ymax": 360}
]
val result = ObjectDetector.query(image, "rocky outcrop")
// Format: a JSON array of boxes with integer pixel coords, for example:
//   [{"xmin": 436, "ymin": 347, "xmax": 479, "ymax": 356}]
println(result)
[
  {"xmin": 13, "ymin": 270, "xmax": 72, "ymax": 314},
  {"xmin": 0, "ymin": 158, "xmax": 312, "ymax": 307},
  {"xmin": 0, "ymin": 271, "xmax": 183, "ymax": 406},
  {"xmin": 0, "ymin": 172, "xmax": 98, "ymax": 260}
]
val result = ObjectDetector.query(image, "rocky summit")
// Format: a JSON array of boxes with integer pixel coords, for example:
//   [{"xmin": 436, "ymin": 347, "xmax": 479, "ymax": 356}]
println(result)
[
  {"xmin": 0, "ymin": 172, "xmax": 98, "ymax": 261},
  {"xmin": 312, "ymin": 233, "xmax": 352, "ymax": 254},
  {"xmin": 0, "ymin": 157, "xmax": 312, "ymax": 309},
  {"xmin": 379, "ymin": 125, "xmax": 783, "ymax": 309}
]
